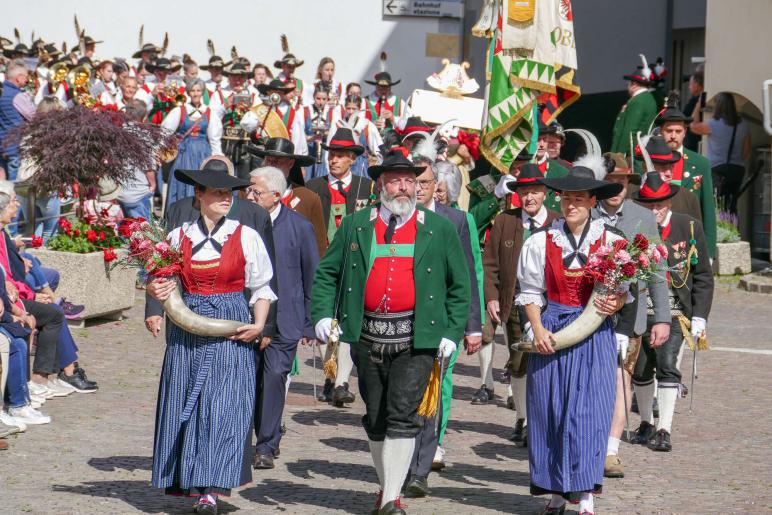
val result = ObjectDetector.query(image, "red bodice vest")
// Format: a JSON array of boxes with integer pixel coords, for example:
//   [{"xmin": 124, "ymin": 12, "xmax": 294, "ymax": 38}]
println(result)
[
  {"xmin": 180, "ymin": 225, "xmax": 246, "ymax": 295},
  {"xmin": 544, "ymin": 230, "xmax": 603, "ymax": 307},
  {"xmin": 363, "ymin": 212, "xmax": 417, "ymax": 313}
]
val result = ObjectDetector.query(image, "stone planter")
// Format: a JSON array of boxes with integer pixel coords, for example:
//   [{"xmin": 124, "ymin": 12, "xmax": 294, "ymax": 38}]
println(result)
[
  {"xmin": 713, "ymin": 241, "xmax": 752, "ymax": 276},
  {"xmin": 27, "ymin": 248, "xmax": 137, "ymax": 325}
]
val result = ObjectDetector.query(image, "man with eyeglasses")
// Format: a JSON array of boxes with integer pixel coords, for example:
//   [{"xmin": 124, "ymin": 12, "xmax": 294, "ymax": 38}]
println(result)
[
  {"xmin": 246, "ymin": 166, "xmax": 319, "ymax": 471},
  {"xmin": 403, "ymin": 157, "xmax": 483, "ymax": 496}
]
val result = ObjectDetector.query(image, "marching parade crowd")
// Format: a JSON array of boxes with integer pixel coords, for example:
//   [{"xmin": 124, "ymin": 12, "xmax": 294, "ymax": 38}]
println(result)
[{"xmin": 0, "ymin": 25, "xmax": 723, "ymax": 515}]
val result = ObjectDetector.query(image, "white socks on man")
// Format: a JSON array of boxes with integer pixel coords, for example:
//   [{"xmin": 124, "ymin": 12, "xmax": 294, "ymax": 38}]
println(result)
[
  {"xmin": 657, "ymin": 387, "xmax": 678, "ymax": 433},
  {"xmin": 335, "ymin": 342, "xmax": 354, "ymax": 387},
  {"xmin": 512, "ymin": 375, "xmax": 527, "ymax": 420},
  {"xmin": 635, "ymin": 381, "xmax": 656, "ymax": 425},
  {"xmin": 380, "ymin": 437, "xmax": 415, "ymax": 507},
  {"xmin": 368, "ymin": 439, "xmax": 384, "ymax": 487},
  {"xmin": 478, "ymin": 342, "xmax": 495, "ymax": 389}
]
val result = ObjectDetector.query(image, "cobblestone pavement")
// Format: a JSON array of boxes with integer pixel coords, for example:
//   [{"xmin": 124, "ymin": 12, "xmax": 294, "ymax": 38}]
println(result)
[{"xmin": 3, "ymin": 283, "xmax": 771, "ymax": 514}]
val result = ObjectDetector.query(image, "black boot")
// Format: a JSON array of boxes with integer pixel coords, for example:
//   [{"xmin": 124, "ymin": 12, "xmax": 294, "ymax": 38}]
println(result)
[
  {"xmin": 378, "ymin": 500, "xmax": 406, "ymax": 515},
  {"xmin": 332, "ymin": 382, "xmax": 356, "ymax": 407},
  {"xmin": 471, "ymin": 385, "xmax": 494, "ymax": 405},
  {"xmin": 651, "ymin": 429, "xmax": 672, "ymax": 452},
  {"xmin": 404, "ymin": 474, "xmax": 430, "ymax": 498},
  {"xmin": 318, "ymin": 379, "xmax": 333, "ymax": 402},
  {"xmin": 510, "ymin": 418, "xmax": 527, "ymax": 448},
  {"xmin": 631, "ymin": 421, "xmax": 656, "ymax": 445}
]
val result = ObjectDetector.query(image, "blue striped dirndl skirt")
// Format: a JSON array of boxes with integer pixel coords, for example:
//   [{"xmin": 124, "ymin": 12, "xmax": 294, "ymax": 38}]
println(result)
[
  {"xmin": 526, "ymin": 301, "xmax": 617, "ymax": 498},
  {"xmin": 151, "ymin": 291, "xmax": 255, "ymax": 494}
]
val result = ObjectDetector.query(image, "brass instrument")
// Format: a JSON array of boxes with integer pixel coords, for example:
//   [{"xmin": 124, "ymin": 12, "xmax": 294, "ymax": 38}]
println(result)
[
  {"xmin": 309, "ymin": 106, "xmax": 329, "ymax": 164},
  {"xmin": 66, "ymin": 64, "xmax": 97, "ymax": 107},
  {"xmin": 163, "ymin": 78, "xmax": 187, "ymax": 107},
  {"xmin": 48, "ymin": 62, "xmax": 70, "ymax": 84}
]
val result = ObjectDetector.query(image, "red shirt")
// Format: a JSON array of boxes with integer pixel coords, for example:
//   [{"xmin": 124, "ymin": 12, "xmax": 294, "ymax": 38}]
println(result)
[
  {"xmin": 328, "ymin": 182, "xmax": 350, "ymax": 229},
  {"xmin": 363, "ymin": 211, "xmax": 417, "ymax": 313}
]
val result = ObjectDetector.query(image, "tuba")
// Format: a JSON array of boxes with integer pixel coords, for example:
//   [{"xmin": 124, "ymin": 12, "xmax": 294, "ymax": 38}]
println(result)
[
  {"xmin": 66, "ymin": 64, "xmax": 97, "ymax": 107},
  {"xmin": 49, "ymin": 62, "xmax": 70, "ymax": 85}
]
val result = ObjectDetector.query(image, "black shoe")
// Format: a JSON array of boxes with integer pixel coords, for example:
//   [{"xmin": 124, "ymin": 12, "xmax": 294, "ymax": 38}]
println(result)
[
  {"xmin": 318, "ymin": 379, "xmax": 333, "ymax": 402},
  {"xmin": 193, "ymin": 499, "xmax": 217, "ymax": 514},
  {"xmin": 404, "ymin": 474, "xmax": 430, "ymax": 498},
  {"xmin": 74, "ymin": 364, "xmax": 98, "ymax": 387},
  {"xmin": 279, "ymin": 422, "xmax": 287, "ymax": 435},
  {"xmin": 59, "ymin": 298, "xmax": 86, "ymax": 320},
  {"xmin": 651, "ymin": 429, "xmax": 672, "ymax": 452},
  {"xmin": 378, "ymin": 500, "xmax": 407, "ymax": 515},
  {"xmin": 652, "ymin": 396, "xmax": 660, "ymax": 418},
  {"xmin": 253, "ymin": 453, "xmax": 275, "ymax": 469},
  {"xmin": 506, "ymin": 395, "xmax": 516, "ymax": 410},
  {"xmin": 274, "ymin": 447, "xmax": 280, "ymax": 459},
  {"xmin": 332, "ymin": 382, "xmax": 356, "ymax": 407},
  {"xmin": 58, "ymin": 371, "xmax": 98, "ymax": 393},
  {"xmin": 631, "ymin": 421, "xmax": 656, "ymax": 445},
  {"xmin": 471, "ymin": 385, "xmax": 494, "ymax": 405},
  {"xmin": 510, "ymin": 418, "xmax": 528, "ymax": 447}
]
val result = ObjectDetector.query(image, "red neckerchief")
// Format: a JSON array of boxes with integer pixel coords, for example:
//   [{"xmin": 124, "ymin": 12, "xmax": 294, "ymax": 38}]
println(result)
[
  {"xmin": 660, "ymin": 220, "xmax": 671, "ymax": 242},
  {"xmin": 672, "ymin": 156, "xmax": 685, "ymax": 182}
]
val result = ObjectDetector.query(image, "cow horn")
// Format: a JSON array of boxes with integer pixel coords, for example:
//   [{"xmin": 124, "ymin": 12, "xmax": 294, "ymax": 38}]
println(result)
[{"xmin": 162, "ymin": 285, "xmax": 243, "ymax": 337}]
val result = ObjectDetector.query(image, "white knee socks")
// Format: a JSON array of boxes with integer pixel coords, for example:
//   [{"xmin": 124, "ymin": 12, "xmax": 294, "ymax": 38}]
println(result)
[
  {"xmin": 657, "ymin": 387, "xmax": 678, "ymax": 433},
  {"xmin": 478, "ymin": 342, "xmax": 495, "ymax": 389},
  {"xmin": 381, "ymin": 437, "xmax": 415, "ymax": 507},
  {"xmin": 512, "ymin": 375, "xmax": 527, "ymax": 421},
  {"xmin": 335, "ymin": 341, "xmax": 354, "ymax": 387},
  {"xmin": 606, "ymin": 436, "xmax": 621, "ymax": 456},
  {"xmin": 369, "ymin": 439, "xmax": 384, "ymax": 488},
  {"xmin": 636, "ymin": 382, "xmax": 656, "ymax": 425}
]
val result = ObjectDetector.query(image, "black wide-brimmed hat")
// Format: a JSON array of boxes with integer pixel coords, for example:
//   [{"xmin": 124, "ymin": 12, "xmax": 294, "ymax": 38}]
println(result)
[
  {"xmin": 399, "ymin": 117, "xmax": 432, "ymax": 139},
  {"xmin": 513, "ymin": 146, "xmax": 534, "ymax": 162},
  {"xmin": 322, "ymin": 127, "xmax": 365, "ymax": 156},
  {"xmin": 72, "ymin": 35, "xmax": 102, "ymax": 49},
  {"xmin": 656, "ymin": 106, "xmax": 692, "ymax": 125},
  {"xmin": 200, "ymin": 55, "xmax": 226, "ymax": 70},
  {"xmin": 623, "ymin": 67, "xmax": 656, "ymax": 87},
  {"xmin": 147, "ymin": 57, "xmax": 181, "ymax": 73},
  {"xmin": 3, "ymin": 43, "xmax": 31, "ymax": 58},
  {"xmin": 633, "ymin": 171, "xmax": 680, "ymax": 202},
  {"xmin": 539, "ymin": 166, "xmax": 623, "ymax": 200},
  {"xmin": 223, "ymin": 60, "xmax": 250, "ymax": 76},
  {"xmin": 247, "ymin": 137, "xmax": 315, "ymax": 167},
  {"xmin": 506, "ymin": 164, "xmax": 545, "ymax": 191},
  {"xmin": 635, "ymin": 136, "xmax": 681, "ymax": 164},
  {"xmin": 174, "ymin": 158, "xmax": 250, "ymax": 190},
  {"xmin": 257, "ymin": 78, "xmax": 296, "ymax": 95},
  {"xmin": 132, "ymin": 43, "xmax": 161, "ymax": 59},
  {"xmin": 274, "ymin": 53, "xmax": 304, "ymax": 68},
  {"xmin": 368, "ymin": 148, "xmax": 424, "ymax": 181},
  {"xmin": 365, "ymin": 71, "xmax": 400, "ymax": 87}
]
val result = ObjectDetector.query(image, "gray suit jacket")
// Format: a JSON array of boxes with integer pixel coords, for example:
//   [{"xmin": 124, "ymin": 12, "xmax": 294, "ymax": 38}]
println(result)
[
  {"xmin": 593, "ymin": 200, "xmax": 670, "ymax": 336},
  {"xmin": 435, "ymin": 202, "xmax": 483, "ymax": 336}
]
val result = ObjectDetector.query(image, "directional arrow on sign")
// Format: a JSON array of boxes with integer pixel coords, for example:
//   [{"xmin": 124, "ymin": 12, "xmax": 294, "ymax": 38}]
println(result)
[{"xmin": 386, "ymin": 0, "xmax": 396, "ymax": 14}]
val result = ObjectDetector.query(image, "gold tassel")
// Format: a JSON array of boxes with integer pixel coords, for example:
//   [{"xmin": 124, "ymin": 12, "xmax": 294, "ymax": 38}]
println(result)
[
  {"xmin": 322, "ymin": 319, "xmax": 339, "ymax": 380},
  {"xmin": 678, "ymin": 315, "xmax": 710, "ymax": 351},
  {"xmin": 417, "ymin": 359, "xmax": 441, "ymax": 418}
]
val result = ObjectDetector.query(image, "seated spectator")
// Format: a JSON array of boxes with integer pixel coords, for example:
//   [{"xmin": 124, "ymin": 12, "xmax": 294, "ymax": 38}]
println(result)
[{"xmin": 118, "ymin": 100, "xmax": 156, "ymax": 220}]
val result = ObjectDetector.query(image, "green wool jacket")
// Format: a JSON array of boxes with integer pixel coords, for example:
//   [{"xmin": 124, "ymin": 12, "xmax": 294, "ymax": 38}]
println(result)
[
  {"xmin": 634, "ymin": 148, "xmax": 717, "ymax": 257},
  {"xmin": 310, "ymin": 204, "xmax": 471, "ymax": 349},
  {"xmin": 611, "ymin": 91, "xmax": 658, "ymax": 154},
  {"xmin": 466, "ymin": 160, "xmax": 568, "ymax": 244}
]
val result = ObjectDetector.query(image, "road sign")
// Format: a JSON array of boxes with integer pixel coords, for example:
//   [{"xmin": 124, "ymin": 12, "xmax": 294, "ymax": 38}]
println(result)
[{"xmin": 383, "ymin": 0, "xmax": 464, "ymax": 19}]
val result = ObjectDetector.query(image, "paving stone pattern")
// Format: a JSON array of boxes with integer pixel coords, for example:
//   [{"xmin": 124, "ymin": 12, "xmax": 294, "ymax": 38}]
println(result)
[{"xmin": 3, "ymin": 284, "xmax": 771, "ymax": 514}]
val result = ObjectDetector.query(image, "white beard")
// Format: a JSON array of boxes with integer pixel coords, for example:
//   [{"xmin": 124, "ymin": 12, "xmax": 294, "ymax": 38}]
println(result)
[{"xmin": 380, "ymin": 189, "xmax": 416, "ymax": 218}]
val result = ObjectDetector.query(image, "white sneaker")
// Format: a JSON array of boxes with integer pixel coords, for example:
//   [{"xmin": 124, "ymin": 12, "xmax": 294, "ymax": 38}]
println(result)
[
  {"xmin": 30, "ymin": 393, "xmax": 46, "ymax": 405},
  {"xmin": 0, "ymin": 410, "xmax": 28, "ymax": 431},
  {"xmin": 28, "ymin": 381, "xmax": 54, "ymax": 399},
  {"xmin": 46, "ymin": 379, "xmax": 75, "ymax": 397},
  {"xmin": 432, "ymin": 445, "xmax": 446, "ymax": 470},
  {"xmin": 8, "ymin": 405, "xmax": 51, "ymax": 425},
  {"xmin": 30, "ymin": 399, "xmax": 44, "ymax": 409}
]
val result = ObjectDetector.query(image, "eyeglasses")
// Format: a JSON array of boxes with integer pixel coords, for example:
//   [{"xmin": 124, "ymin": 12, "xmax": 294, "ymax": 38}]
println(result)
[
  {"xmin": 416, "ymin": 179, "xmax": 436, "ymax": 189},
  {"xmin": 246, "ymin": 188, "xmax": 276, "ymax": 198}
]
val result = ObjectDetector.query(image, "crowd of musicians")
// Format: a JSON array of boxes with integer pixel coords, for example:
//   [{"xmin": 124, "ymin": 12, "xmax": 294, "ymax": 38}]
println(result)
[{"xmin": 0, "ymin": 31, "xmax": 718, "ymax": 515}]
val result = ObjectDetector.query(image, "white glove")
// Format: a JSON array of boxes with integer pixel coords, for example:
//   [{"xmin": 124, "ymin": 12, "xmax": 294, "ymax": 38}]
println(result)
[
  {"xmin": 438, "ymin": 338, "xmax": 457, "ymax": 359},
  {"xmin": 314, "ymin": 318, "xmax": 341, "ymax": 343},
  {"xmin": 523, "ymin": 321, "xmax": 534, "ymax": 342},
  {"xmin": 239, "ymin": 110, "xmax": 258, "ymax": 133},
  {"xmin": 493, "ymin": 174, "xmax": 516, "ymax": 199},
  {"xmin": 690, "ymin": 317, "xmax": 706, "ymax": 338},
  {"xmin": 615, "ymin": 333, "xmax": 630, "ymax": 360}
]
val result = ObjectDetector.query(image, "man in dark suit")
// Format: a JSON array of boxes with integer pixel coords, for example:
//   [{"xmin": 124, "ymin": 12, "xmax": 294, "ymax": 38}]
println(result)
[
  {"xmin": 247, "ymin": 166, "xmax": 319, "ymax": 470},
  {"xmin": 403, "ymin": 157, "xmax": 483, "ymax": 497},
  {"xmin": 592, "ymin": 155, "xmax": 671, "ymax": 478},
  {"xmin": 631, "ymin": 172, "xmax": 714, "ymax": 452},
  {"xmin": 483, "ymin": 164, "xmax": 560, "ymax": 450},
  {"xmin": 247, "ymin": 137, "xmax": 327, "ymax": 256},
  {"xmin": 305, "ymin": 126, "xmax": 374, "ymax": 406},
  {"xmin": 144, "ymin": 156, "xmax": 278, "ymax": 339}
]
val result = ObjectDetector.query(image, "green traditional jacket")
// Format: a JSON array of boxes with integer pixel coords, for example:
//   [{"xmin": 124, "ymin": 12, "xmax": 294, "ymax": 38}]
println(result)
[
  {"xmin": 464, "ymin": 211, "xmax": 486, "ymax": 326},
  {"xmin": 676, "ymin": 148, "xmax": 717, "ymax": 257},
  {"xmin": 610, "ymin": 91, "xmax": 658, "ymax": 154},
  {"xmin": 467, "ymin": 169, "xmax": 504, "ymax": 246},
  {"xmin": 541, "ymin": 159, "xmax": 570, "ymax": 212},
  {"xmin": 311, "ymin": 204, "xmax": 471, "ymax": 349}
]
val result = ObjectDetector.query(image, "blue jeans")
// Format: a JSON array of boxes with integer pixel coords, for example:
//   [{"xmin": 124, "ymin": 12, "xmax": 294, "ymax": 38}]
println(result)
[
  {"xmin": 1, "ymin": 328, "xmax": 30, "ymax": 408},
  {"xmin": 22, "ymin": 252, "xmax": 60, "ymax": 291},
  {"xmin": 119, "ymin": 193, "xmax": 152, "ymax": 220},
  {"xmin": 17, "ymin": 194, "xmax": 61, "ymax": 243}
]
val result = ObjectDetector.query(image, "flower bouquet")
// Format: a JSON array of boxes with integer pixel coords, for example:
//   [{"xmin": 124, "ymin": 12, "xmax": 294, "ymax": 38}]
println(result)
[
  {"xmin": 112, "ymin": 217, "xmax": 242, "ymax": 337},
  {"xmin": 517, "ymin": 233, "xmax": 668, "ymax": 353}
]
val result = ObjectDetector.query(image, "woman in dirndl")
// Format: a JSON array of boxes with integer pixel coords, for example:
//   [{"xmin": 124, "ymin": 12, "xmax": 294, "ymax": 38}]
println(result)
[
  {"xmin": 162, "ymin": 78, "xmax": 223, "ymax": 210},
  {"xmin": 515, "ymin": 166, "xmax": 627, "ymax": 515},
  {"xmin": 147, "ymin": 166, "xmax": 275, "ymax": 514}
]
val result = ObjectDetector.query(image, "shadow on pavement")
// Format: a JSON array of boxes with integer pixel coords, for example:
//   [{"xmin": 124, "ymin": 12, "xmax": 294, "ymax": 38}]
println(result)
[
  {"xmin": 318, "ymin": 436, "xmax": 370, "ymax": 453},
  {"xmin": 445, "ymin": 418, "xmax": 513, "ymax": 438},
  {"xmin": 439, "ymin": 462, "xmax": 530, "ymax": 487},
  {"xmin": 87, "ymin": 455, "xmax": 152, "ymax": 472},
  {"xmin": 427, "ymin": 486, "xmax": 543, "ymax": 513},
  {"xmin": 52, "ymin": 480, "xmax": 239, "ymax": 514},
  {"xmin": 470, "ymin": 441, "xmax": 529, "ymax": 462},
  {"xmin": 290, "ymin": 408, "xmax": 362, "ymax": 428},
  {"xmin": 285, "ymin": 458, "xmax": 378, "ymax": 483},
  {"xmin": 240, "ymin": 479, "xmax": 370, "ymax": 514}
]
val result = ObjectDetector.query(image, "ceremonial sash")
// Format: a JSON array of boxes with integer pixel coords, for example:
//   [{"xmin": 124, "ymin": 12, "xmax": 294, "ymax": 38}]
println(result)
[{"xmin": 281, "ymin": 106, "xmax": 296, "ymax": 130}]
